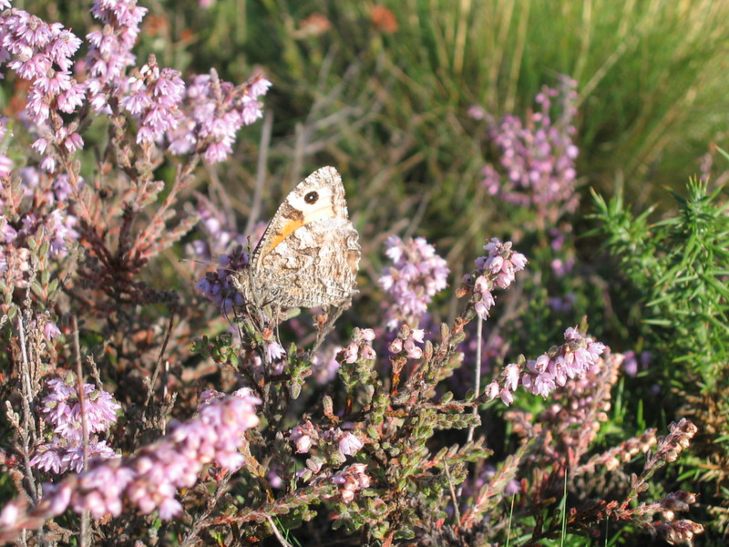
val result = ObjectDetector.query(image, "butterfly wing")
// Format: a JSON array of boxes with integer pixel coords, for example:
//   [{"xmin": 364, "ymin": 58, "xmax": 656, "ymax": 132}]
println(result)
[{"xmin": 244, "ymin": 167, "xmax": 361, "ymax": 309}]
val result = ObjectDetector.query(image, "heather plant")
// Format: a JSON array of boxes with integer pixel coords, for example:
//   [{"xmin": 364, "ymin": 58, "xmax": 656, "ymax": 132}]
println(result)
[{"xmin": 0, "ymin": 1, "xmax": 723, "ymax": 546}]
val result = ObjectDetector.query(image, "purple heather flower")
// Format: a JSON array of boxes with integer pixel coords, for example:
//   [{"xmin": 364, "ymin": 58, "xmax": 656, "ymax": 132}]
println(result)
[
  {"xmin": 265, "ymin": 341, "xmax": 286, "ymax": 362},
  {"xmin": 39, "ymin": 376, "xmax": 121, "ymax": 440},
  {"xmin": 196, "ymin": 247, "xmax": 248, "ymax": 313},
  {"xmin": 46, "ymin": 208, "xmax": 79, "ymax": 257},
  {"xmin": 43, "ymin": 320, "xmax": 61, "ymax": 341},
  {"xmin": 622, "ymin": 350, "xmax": 652, "ymax": 377},
  {"xmin": 379, "ymin": 235, "xmax": 449, "ymax": 329},
  {"xmin": 480, "ymin": 77, "xmax": 579, "ymax": 225},
  {"xmin": 187, "ymin": 197, "xmax": 248, "ymax": 260},
  {"xmin": 311, "ymin": 345, "xmax": 342, "ymax": 384},
  {"xmin": 622, "ymin": 350, "xmax": 639, "ymax": 377},
  {"xmin": 548, "ymin": 292, "xmax": 576, "ymax": 313}
]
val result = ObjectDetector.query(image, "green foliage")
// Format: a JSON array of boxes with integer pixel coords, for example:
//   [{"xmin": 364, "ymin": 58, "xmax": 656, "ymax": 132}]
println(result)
[{"xmin": 592, "ymin": 179, "xmax": 729, "ymax": 388}]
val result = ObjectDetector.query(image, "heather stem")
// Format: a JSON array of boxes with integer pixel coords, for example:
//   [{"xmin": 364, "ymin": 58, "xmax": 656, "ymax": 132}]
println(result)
[
  {"xmin": 72, "ymin": 317, "xmax": 90, "ymax": 547},
  {"xmin": 16, "ymin": 316, "xmax": 40, "ymax": 503},
  {"xmin": 466, "ymin": 316, "xmax": 483, "ymax": 444},
  {"xmin": 266, "ymin": 515, "xmax": 294, "ymax": 547}
]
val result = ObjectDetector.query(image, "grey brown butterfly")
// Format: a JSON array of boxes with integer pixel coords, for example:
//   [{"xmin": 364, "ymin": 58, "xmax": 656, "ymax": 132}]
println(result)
[{"xmin": 234, "ymin": 166, "xmax": 361, "ymax": 311}]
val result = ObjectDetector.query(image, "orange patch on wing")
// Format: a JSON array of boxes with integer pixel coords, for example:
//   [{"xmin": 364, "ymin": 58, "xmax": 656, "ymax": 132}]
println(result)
[{"xmin": 261, "ymin": 218, "xmax": 305, "ymax": 257}]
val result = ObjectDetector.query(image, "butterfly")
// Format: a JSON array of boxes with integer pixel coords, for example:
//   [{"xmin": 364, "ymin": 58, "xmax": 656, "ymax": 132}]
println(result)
[{"xmin": 234, "ymin": 166, "xmax": 361, "ymax": 311}]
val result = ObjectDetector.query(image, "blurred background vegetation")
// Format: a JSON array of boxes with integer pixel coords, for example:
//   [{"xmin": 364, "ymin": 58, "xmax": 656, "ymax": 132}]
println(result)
[{"xmin": 19, "ymin": 0, "xmax": 729, "ymax": 255}]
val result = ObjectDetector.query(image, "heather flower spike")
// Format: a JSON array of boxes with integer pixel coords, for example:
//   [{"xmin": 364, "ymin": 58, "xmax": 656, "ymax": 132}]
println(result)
[
  {"xmin": 485, "ymin": 326, "xmax": 606, "ymax": 405},
  {"xmin": 480, "ymin": 77, "xmax": 579, "ymax": 225},
  {"xmin": 379, "ymin": 235, "xmax": 449, "ymax": 328},
  {"xmin": 4, "ymin": 389, "xmax": 260, "ymax": 527},
  {"xmin": 464, "ymin": 238, "xmax": 527, "ymax": 320},
  {"xmin": 30, "ymin": 375, "xmax": 121, "ymax": 474}
]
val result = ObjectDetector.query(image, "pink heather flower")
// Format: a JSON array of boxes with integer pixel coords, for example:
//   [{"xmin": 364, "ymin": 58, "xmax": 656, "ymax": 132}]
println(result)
[
  {"xmin": 484, "ymin": 381, "xmax": 500, "ymax": 400},
  {"xmin": 58, "ymin": 388, "xmax": 260, "ymax": 520},
  {"xmin": 550, "ymin": 257, "xmax": 574, "ymax": 277},
  {"xmin": 504, "ymin": 363, "xmax": 521, "ymax": 391},
  {"xmin": 1, "ymin": 8, "xmax": 87, "ymax": 174},
  {"xmin": 389, "ymin": 325, "xmax": 425, "ymax": 359},
  {"xmin": 168, "ymin": 72, "xmax": 271, "ymax": 163},
  {"xmin": 85, "ymin": 0, "xmax": 148, "ymax": 113},
  {"xmin": 121, "ymin": 58, "xmax": 185, "ymax": 144},
  {"xmin": 331, "ymin": 463, "xmax": 370, "ymax": 504},
  {"xmin": 1, "ymin": 11, "xmax": 84, "ymax": 120},
  {"xmin": 488, "ymin": 328, "xmax": 607, "ymax": 406},
  {"xmin": 379, "ymin": 236, "xmax": 449, "ymax": 328},
  {"xmin": 290, "ymin": 421, "xmax": 318, "ymax": 454},
  {"xmin": 0, "ymin": 118, "xmax": 11, "ymax": 178},
  {"xmin": 311, "ymin": 345, "xmax": 342, "ymax": 384},
  {"xmin": 0, "ymin": 155, "xmax": 11, "ymax": 178},
  {"xmin": 499, "ymin": 387, "xmax": 514, "ymax": 405},
  {"xmin": 31, "ymin": 376, "xmax": 121, "ymax": 475},
  {"xmin": 265, "ymin": 341, "xmax": 286, "ymax": 362},
  {"xmin": 0, "ymin": 502, "xmax": 20, "ymax": 528},
  {"xmin": 467, "ymin": 104, "xmax": 486, "ymax": 120},
  {"xmin": 342, "ymin": 328, "xmax": 377, "ymax": 363},
  {"xmin": 470, "ymin": 238, "xmax": 527, "ymax": 319},
  {"xmin": 480, "ymin": 77, "xmax": 579, "ymax": 225},
  {"xmin": 337, "ymin": 432, "xmax": 363, "ymax": 457}
]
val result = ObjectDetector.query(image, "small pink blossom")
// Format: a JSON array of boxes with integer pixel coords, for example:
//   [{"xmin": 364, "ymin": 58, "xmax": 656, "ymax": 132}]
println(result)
[
  {"xmin": 331, "ymin": 463, "xmax": 370, "ymax": 504},
  {"xmin": 337, "ymin": 432, "xmax": 363, "ymax": 457}
]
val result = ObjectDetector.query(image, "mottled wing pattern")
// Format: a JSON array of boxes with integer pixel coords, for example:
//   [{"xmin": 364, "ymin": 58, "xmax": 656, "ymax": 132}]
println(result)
[{"xmin": 242, "ymin": 166, "xmax": 361, "ymax": 309}]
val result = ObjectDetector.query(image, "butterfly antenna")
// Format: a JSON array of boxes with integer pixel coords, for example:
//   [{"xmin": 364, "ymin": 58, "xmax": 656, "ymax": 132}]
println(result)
[{"xmin": 180, "ymin": 257, "xmax": 217, "ymax": 267}]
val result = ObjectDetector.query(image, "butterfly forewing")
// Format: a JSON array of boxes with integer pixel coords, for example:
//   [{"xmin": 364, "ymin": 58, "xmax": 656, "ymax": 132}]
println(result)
[{"xmin": 241, "ymin": 166, "xmax": 361, "ymax": 309}]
